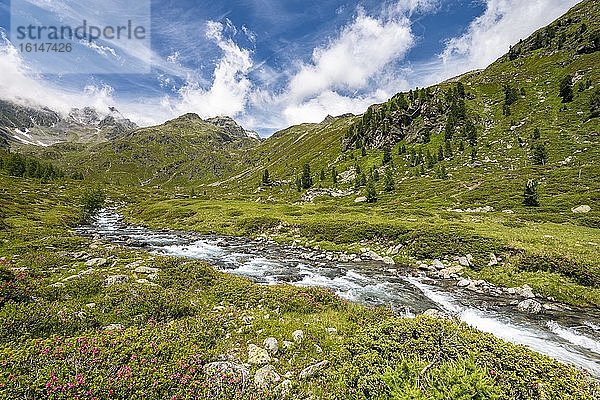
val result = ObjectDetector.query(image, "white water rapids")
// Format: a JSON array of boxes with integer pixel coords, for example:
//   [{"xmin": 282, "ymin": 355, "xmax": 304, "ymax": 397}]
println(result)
[{"xmin": 77, "ymin": 210, "xmax": 600, "ymax": 377}]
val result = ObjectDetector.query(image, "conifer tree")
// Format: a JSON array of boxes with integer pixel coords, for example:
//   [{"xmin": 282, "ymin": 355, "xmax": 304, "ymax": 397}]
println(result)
[{"xmin": 523, "ymin": 179, "xmax": 540, "ymax": 206}]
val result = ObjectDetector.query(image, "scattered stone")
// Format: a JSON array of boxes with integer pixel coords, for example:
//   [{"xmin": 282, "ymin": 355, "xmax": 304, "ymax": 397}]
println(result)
[
  {"xmin": 488, "ymin": 253, "xmax": 499, "ymax": 266},
  {"xmin": 282, "ymin": 341, "xmax": 293, "ymax": 351},
  {"xmin": 517, "ymin": 299, "xmax": 543, "ymax": 314},
  {"xmin": 85, "ymin": 303, "xmax": 96, "ymax": 308},
  {"xmin": 50, "ymin": 282, "xmax": 65, "ymax": 288},
  {"xmin": 248, "ymin": 344, "xmax": 271, "ymax": 365},
  {"xmin": 85, "ymin": 258, "xmax": 107, "ymax": 267},
  {"xmin": 571, "ymin": 205, "xmax": 591, "ymax": 214},
  {"xmin": 104, "ymin": 275, "xmax": 129, "ymax": 286},
  {"xmin": 274, "ymin": 379, "xmax": 292, "ymax": 396},
  {"xmin": 423, "ymin": 309, "xmax": 451, "ymax": 320},
  {"xmin": 299, "ymin": 360, "xmax": 329, "ymax": 379},
  {"xmin": 457, "ymin": 279, "xmax": 471, "ymax": 288},
  {"xmin": 254, "ymin": 365, "xmax": 281, "ymax": 389},
  {"xmin": 103, "ymin": 324, "xmax": 124, "ymax": 331},
  {"xmin": 432, "ymin": 259, "xmax": 445, "ymax": 270},
  {"xmin": 314, "ymin": 344, "xmax": 323, "ymax": 353},
  {"xmin": 204, "ymin": 362, "xmax": 249, "ymax": 390},
  {"xmin": 458, "ymin": 257, "xmax": 470, "ymax": 267},
  {"xmin": 263, "ymin": 337, "xmax": 279, "ymax": 354},
  {"xmin": 326, "ymin": 327, "xmax": 337, "ymax": 335},
  {"xmin": 514, "ymin": 284, "xmax": 535, "ymax": 299},
  {"xmin": 292, "ymin": 330, "xmax": 304, "ymax": 343},
  {"xmin": 133, "ymin": 266, "xmax": 159, "ymax": 274},
  {"xmin": 354, "ymin": 196, "xmax": 367, "ymax": 203},
  {"xmin": 382, "ymin": 256, "xmax": 395, "ymax": 265}
]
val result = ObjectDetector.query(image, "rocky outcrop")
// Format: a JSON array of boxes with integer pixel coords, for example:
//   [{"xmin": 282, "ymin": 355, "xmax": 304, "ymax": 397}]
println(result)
[{"xmin": 206, "ymin": 116, "xmax": 260, "ymax": 140}]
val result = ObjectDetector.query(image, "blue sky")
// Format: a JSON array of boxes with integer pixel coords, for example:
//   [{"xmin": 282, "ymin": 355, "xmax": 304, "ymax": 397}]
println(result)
[{"xmin": 0, "ymin": 0, "xmax": 580, "ymax": 135}]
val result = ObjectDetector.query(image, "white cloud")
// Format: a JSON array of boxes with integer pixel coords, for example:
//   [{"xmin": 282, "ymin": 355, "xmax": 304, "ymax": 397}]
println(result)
[
  {"xmin": 174, "ymin": 20, "xmax": 253, "ymax": 118},
  {"xmin": 438, "ymin": 0, "xmax": 579, "ymax": 78},
  {"xmin": 275, "ymin": 2, "xmax": 424, "ymax": 127}
]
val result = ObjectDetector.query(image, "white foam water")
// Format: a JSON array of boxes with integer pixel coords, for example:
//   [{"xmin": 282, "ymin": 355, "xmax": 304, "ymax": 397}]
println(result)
[{"xmin": 77, "ymin": 210, "xmax": 600, "ymax": 378}]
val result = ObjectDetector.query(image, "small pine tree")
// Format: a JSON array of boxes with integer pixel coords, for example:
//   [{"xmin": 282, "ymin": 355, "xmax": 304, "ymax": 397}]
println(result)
[
  {"xmin": 354, "ymin": 172, "xmax": 367, "ymax": 189},
  {"xmin": 398, "ymin": 144, "xmax": 406, "ymax": 155},
  {"xmin": 532, "ymin": 127, "xmax": 541, "ymax": 140},
  {"xmin": 372, "ymin": 167, "xmax": 380, "ymax": 182},
  {"xmin": 382, "ymin": 145, "xmax": 392, "ymax": 165},
  {"xmin": 523, "ymin": 179, "xmax": 540, "ymax": 206},
  {"xmin": 361, "ymin": 146, "xmax": 367, "ymax": 157},
  {"xmin": 261, "ymin": 169, "xmax": 270, "ymax": 186},
  {"xmin": 559, "ymin": 75, "xmax": 573, "ymax": 103},
  {"xmin": 365, "ymin": 178, "xmax": 377, "ymax": 203},
  {"xmin": 464, "ymin": 120, "xmax": 477, "ymax": 146},
  {"xmin": 295, "ymin": 177, "xmax": 302, "ymax": 192},
  {"xmin": 532, "ymin": 143, "xmax": 548, "ymax": 165},
  {"xmin": 419, "ymin": 164, "xmax": 425, "ymax": 176},
  {"xmin": 444, "ymin": 140, "xmax": 453, "ymax": 158},
  {"xmin": 331, "ymin": 166, "xmax": 338, "ymax": 185},
  {"xmin": 458, "ymin": 141, "xmax": 465, "ymax": 152},
  {"xmin": 319, "ymin": 168, "xmax": 326, "ymax": 181},
  {"xmin": 383, "ymin": 166, "xmax": 395, "ymax": 192},
  {"xmin": 589, "ymin": 88, "xmax": 600, "ymax": 119},
  {"xmin": 301, "ymin": 163, "xmax": 312, "ymax": 189},
  {"xmin": 437, "ymin": 145, "xmax": 445, "ymax": 161}
]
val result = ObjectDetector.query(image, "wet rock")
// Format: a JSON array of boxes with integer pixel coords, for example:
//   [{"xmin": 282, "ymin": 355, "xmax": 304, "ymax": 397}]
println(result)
[
  {"xmin": 85, "ymin": 258, "xmax": 107, "ymax": 267},
  {"xmin": 263, "ymin": 337, "xmax": 279, "ymax": 354},
  {"xmin": 299, "ymin": 360, "xmax": 329, "ymax": 379},
  {"xmin": 204, "ymin": 361, "xmax": 249, "ymax": 391},
  {"xmin": 457, "ymin": 279, "xmax": 471, "ymax": 288},
  {"xmin": 254, "ymin": 365, "xmax": 281, "ymax": 389},
  {"xmin": 517, "ymin": 299, "xmax": 543, "ymax": 314},
  {"xmin": 104, "ymin": 275, "xmax": 129, "ymax": 286},
  {"xmin": 423, "ymin": 309, "xmax": 451, "ymax": 320},
  {"xmin": 248, "ymin": 344, "xmax": 270, "ymax": 365},
  {"xmin": 292, "ymin": 330, "xmax": 304, "ymax": 343}
]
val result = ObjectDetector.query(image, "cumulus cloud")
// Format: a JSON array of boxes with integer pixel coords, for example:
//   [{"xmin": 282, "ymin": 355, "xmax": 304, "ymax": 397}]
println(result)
[
  {"xmin": 438, "ymin": 0, "xmax": 579, "ymax": 78},
  {"xmin": 276, "ymin": 2, "xmax": 424, "ymax": 127},
  {"xmin": 174, "ymin": 20, "xmax": 253, "ymax": 118}
]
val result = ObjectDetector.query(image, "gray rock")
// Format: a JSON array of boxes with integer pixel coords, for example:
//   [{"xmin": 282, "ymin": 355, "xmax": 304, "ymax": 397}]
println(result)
[
  {"xmin": 514, "ymin": 284, "xmax": 535, "ymax": 299},
  {"xmin": 326, "ymin": 327, "xmax": 337, "ymax": 335},
  {"xmin": 354, "ymin": 196, "xmax": 367, "ymax": 203},
  {"xmin": 103, "ymin": 324, "xmax": 124, "ymax": 331},
  {"xmin": 382, "ymin": 256, "xmax": 395, "ymax": 265},
  {"xmin": 292, "ymin": 330, "xmax": 304, "ymax": 343},
  {"xmin": 457, "ymin": 279, "xmax": 471, "ymax": 288},
  {"xmin": 274, "ymin": 379, "xmax": 293, "ymax": 396},
  {"xmin": 458, "ymin": 256, "xmax": 470, "ymax": 267},
  {"xmin": 488, "ymin": 253, "xmax": 499, "ymax": 266},
  {"xmin": 85, "ymin": 258, "xmax": 107, "ymax": 267},
  {"xmin": 423, "ymin": 309, "xmax": 451, "ymax": 320},
  {"xmin": 299, "ymin": 360, "xmax": 329, "ymax": 379},
  {"xmin": 432, "ymin": 259, "xmax": 445, "ymax": 270},
  {"xmin": 204, "ymin": 361, "xmax": 249, "ymax": 390},
  {"xmin": 133, "ymin": 266, "xmax": 159, "ymax": 274},
  {"xmin": 253, "ymin": 365, "xmax": 280, "ymax": 389},
  {"xmin": 263, "ymin": 337, "xmax": 279, "ymax": 354},
  {"xmin": 282, "ymin": 340, "xmax": 293, "ymax": 350},
  {"xmin": 571, "ymin": 205, "xmax": 591, "ymax": 214},
  {"xmin": 517, "ymin": 299, "xmax": 543, "ymax": 314},
  {"xmin": 248, "ymin": 344, "xmax": 271, "ymax": 365},
  {"xmin": 104, "ymin": 275, "xmax": 129, "ymax": 286}
]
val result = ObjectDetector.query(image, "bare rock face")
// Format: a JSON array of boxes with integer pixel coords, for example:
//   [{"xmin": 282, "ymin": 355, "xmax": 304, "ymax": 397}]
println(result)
[{"xmin": 206, "ymin": 116, "xmax": 260, "ymax": 140}]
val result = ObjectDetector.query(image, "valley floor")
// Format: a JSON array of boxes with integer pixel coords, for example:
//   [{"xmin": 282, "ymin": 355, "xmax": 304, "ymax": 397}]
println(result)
[{"xmin": 1, "ymin": 175, "xmax": 599, "ymax": 399}]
